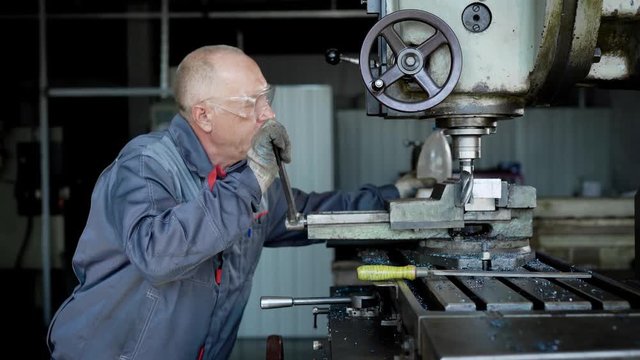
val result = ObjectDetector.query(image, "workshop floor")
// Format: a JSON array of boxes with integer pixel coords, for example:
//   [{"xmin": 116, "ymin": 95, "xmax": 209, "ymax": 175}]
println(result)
[{"xmin": 230, "ymin": 337, "xmax": 317, "ymax": 360}]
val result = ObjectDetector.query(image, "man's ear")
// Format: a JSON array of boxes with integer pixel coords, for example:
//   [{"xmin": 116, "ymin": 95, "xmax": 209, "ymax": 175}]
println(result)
[{"xmin": 191, "ymin": 104, "xmax": 213, "ymax": 133}]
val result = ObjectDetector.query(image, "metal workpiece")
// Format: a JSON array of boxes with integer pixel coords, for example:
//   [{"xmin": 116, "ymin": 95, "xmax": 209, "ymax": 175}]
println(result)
[
  {"xmin": 464, "ymin": 180, "xmax": 535, "ymax": 210},
  {"xmin": 464, "ymin": 178, "xmax": 501, "ymax": 211}
]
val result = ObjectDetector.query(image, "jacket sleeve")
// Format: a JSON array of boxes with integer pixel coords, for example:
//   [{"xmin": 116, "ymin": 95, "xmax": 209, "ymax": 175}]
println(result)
[
  {"xmin": 263, "ymin": 182, "xmax": 399, "ymax": 247},
  {"xmin": 110, "ymin": 153, "xmax": 261, "ymax": 286}
]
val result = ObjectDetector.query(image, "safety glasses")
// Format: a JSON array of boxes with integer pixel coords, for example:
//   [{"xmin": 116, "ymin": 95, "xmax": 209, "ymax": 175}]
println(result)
[{"xmin": 200, "ymin": 85, "xmax": 275, "ymax": 120}]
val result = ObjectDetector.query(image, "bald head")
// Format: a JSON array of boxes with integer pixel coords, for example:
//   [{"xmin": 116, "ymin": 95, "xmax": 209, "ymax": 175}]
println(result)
[{"xmin": 174, "ymin": 45, "xmax": 264, "ymax": 118}]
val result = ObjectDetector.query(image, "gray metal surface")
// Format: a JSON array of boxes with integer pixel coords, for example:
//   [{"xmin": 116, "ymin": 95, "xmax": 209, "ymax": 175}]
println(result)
[
  {"xmin": 422, "ymin": 276, "xmax": 476, "ymax": 311},
  {"xmin": 307, "ymin": 211, "xmax": 389, "ymax": 225},
  {"xmin": 309, "ymin": 217, "xmax": 450, "ymax": 241},
  {"xmin": 389, "ymin": 183, "xmax": 464, "ymax": 230},
  {"xmin": 327, "ymin": 254, "xmax": 640, "ymax": 360},
  {"xmin": 396, "ymin": 281, "xmax": 429, "ymax": 347},
  {"xmin": 458, "ymin": 277, "xmax": 533, "ymax": 311},
  {"xmin": 526, "ymin": 259, "xmax": 629, "ymax": 310},
  {"xmin": 419, "ymin": 314, "xmax": 640, "ymax": 359},
  {"xmin": 501, "ymin": 276, "xmax": 592, "ymax": 311}
]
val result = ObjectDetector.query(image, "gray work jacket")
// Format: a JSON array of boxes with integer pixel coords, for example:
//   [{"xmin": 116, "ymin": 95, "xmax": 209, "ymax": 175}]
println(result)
[{"xmin": 47, "ymin": 115, "xmax": 398, "ymax": 360}]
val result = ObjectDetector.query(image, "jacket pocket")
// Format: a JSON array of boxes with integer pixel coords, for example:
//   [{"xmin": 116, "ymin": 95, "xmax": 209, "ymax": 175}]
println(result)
[
  {"xmin": 245, "ymin": 220, "xmax": 268, "ymax": 276},
  {"xmin": 119, "ymin": 289, "xmax": 159, "ymax": 360}
]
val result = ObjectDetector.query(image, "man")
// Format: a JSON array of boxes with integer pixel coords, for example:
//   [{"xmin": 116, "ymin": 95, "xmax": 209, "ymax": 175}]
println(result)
[{"xmin": 47, "ymin": 45, "xmax": 423, "ymax": 360}]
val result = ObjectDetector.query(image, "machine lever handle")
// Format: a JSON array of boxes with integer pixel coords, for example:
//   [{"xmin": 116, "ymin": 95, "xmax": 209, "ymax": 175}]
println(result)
[
  {"xmin": 325, "ymin": 48, "xmax": 359, "ymax": 65},
  {"xmin": 312, "ymin": 307, "xmax": 329, "ymax": 329},
  {"xmin": 260, "ymin": 296, "xmax": 352, "ymax": 309},
  {"xmin": 273, "ymin": 143, "xmax": 306, "ymax": 231}
]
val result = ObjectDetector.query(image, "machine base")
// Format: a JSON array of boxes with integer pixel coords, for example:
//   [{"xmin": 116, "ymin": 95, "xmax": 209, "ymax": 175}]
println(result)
[{"xmin": 320, "ymin": 252, "xmax": 640, "ymax": 359}]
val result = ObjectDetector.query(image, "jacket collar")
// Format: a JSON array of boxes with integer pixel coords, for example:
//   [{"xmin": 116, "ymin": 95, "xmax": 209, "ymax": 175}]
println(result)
[{"xmin": 167, "ymin": 114, "xmax": 213, "ymax": 178}]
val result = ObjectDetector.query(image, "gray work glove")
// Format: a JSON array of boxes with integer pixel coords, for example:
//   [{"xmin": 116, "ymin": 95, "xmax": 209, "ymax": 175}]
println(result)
[
  {"xmin": 247, "ymin": 119, "xmax": 291, "ymax": 194},
  {"xmin": 394, "ymin": 171, "xmax": 434, "ymax": 198}
]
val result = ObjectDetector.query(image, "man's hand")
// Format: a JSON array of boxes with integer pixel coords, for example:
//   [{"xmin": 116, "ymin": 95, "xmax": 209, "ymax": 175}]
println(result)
[
  {"xmin": 247, "ymin": 120, "xmax": 291, "ymax": 193},
  {"xmin": 394, "ymin": 171, "xmax": 434, "ymax": 198}
]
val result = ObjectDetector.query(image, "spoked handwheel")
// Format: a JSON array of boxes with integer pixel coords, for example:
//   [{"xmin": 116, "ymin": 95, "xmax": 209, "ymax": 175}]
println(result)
[{"xmin": 360, "ymin": 9, "xmax": 463, "ymax": 112}]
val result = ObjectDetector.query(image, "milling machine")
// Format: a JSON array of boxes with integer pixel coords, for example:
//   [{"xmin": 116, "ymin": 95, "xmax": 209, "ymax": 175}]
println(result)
[{"xmin": 261, "ymin": 1, "xmax": 640, "ymax": 359}]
